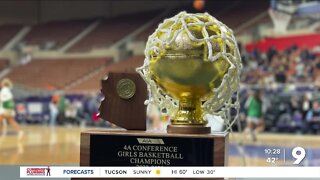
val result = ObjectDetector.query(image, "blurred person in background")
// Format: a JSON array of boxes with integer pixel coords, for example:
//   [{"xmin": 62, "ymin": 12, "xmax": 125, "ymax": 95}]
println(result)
[
  {"xmin": 49, "ymin": 95, "xmax": 59, "ymax": 126},
  {"xmin": 266, "ymin": 46, "xmax": 278, "ymax": 63},
  {"xmin": 290, "ymin": 95, "xmax": 300, "ymax": 112},
  {"xmin": 73, "ymin": 99, "xmax": 89, "ymax": 127},
  {"xmin": 292, "ymin": 109, "xmax": 304, "ymax": 133},
  {"xmin": 306, "ymin": 101, "xmax": 320, "ymax": 134},
  {"xmin": 0, "ymin": 78, "xmax": 23, "ymax": 139},
  {"xmin": 64, "ymin": 99, "xmax": 78, "ymax": 125},
  {"xmin": 57, "ymin": 93, "xmax": 66, "ymax": 124},
  {"xmin": 276, "ymin": 99, "xmax": 293, "ymax": 131},
  {"xmin": 302, "ymin": 93, "xmax": 312, "ymax": 120},
  {"xmin": 244, "ymin": 90, "xmax": 264, "ymax": 141},
  {"xmin": 274, "ymin": 54, "xmax": 287, "ymax": 83},
  {"xmin": 314, "ymin": 57, "xmax": 320, "ymax": 88},
  {"xmin": 84, "ymin": 93, "xmax": 99, "ymax": 126}
]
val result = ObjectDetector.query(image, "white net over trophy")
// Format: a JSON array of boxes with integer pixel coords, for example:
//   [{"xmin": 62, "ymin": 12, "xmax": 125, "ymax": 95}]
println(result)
[{"xmin": 137, "ymin": 11, "xmax": 242, "ymax": 134}]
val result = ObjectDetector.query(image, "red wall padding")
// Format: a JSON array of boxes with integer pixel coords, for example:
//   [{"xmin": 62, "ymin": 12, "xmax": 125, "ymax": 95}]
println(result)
[{"xmin": 245, "ymin": 33, "xmax": 320, "ymax": 53}]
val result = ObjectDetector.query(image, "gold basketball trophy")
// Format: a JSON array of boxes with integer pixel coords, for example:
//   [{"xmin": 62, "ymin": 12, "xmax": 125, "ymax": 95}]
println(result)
[
  {"xmin": 137, "ymin": 11, "xmax": 242, "ymax": 134},
  {"xmin": 79, "ymin": 12, "xmax": 242, "ymax": 175}
]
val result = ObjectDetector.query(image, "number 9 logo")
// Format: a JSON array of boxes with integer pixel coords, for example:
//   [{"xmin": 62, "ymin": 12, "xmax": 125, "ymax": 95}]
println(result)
[{"xmin": 292, "ymin": 147, "xmax": 306, "ymax": 165}]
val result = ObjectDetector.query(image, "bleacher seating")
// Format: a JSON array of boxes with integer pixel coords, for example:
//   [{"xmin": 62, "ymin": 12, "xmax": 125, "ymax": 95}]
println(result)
[
  {"xmin": 6, "ymin": 58, "xmax": 112, "ymax": 89},
  {"xmin": 105, "ymin": 55, "xmax": 144, "ymax": 73},
  {"xmin": 0, "ymin": 3, "xmax": 272, "ymax": 92},
  {"xmin": 0, "ymin": 59, "xmax": 9, "ymax": 71},
  {"xmin": 217, "ymin": 0, "xmax": 269, "ymax": 29},
  {"xmin": 0, "ymin": 5, "xmax": 270, "ymax": 52},
  {"xmin": 69, "ymin": 55, "xmax": 144, "ymax": 91},
  {"xmin": 23, "ymin": 20, "xmax": 92, "ymax": 49},
  {"xmin": 135, "ymin": 21, "xmax": 159, "ymax": 41},
  {"xmin": 0, "ymin": 24, "xmax": 22, "ymax": 49},
  {"xmin": 135, "ymin": 1, "xmax": 269, "ymax": 41},
  {"xmin": 68, "ymin": 12, "xmax": 158, "ymax": 52}
]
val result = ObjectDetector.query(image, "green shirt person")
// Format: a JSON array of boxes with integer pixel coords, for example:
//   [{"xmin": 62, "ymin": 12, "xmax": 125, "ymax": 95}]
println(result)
[
  {"xmin": 247, "ymin": 96, "xmax": 263, "ymax": 118},
  {"xmin": 244, "ymin": 90, "xmax": 264, "ymax": 141}
]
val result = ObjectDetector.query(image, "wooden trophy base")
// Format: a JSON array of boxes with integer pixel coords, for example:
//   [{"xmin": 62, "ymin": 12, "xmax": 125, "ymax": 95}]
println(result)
[
  {"xmin": 167, "ymin": 124, "xmax": 211, "ymax": 134},
  {"xmin": 75, "ymin": 129, "xmax": 228, "ymax": 180}
]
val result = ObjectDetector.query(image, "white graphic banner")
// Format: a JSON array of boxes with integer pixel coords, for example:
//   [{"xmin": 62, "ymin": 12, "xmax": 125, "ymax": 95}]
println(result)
[{"xmin": 20, "ymin": 166, "xmax": 320, "ymax": 178}]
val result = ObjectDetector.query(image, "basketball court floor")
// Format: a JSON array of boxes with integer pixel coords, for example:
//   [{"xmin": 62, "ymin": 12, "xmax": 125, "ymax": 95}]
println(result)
[{"xmin": 0, "ymin": 125, "xmax": 319, "ymax": 166}]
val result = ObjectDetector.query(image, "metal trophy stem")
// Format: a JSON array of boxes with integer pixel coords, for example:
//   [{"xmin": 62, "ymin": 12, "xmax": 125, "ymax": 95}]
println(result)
[{"xmin": 168, "ymin": 96, "xmax": 211, "ymax": 134}]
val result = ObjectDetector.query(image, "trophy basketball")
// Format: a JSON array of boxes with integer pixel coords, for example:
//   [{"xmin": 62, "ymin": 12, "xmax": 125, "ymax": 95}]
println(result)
[
  {"xmin": 80, "ymin": 11, "xmax": 242, "ymax": 171},
  {"xmin": 137, "ymin": 11, "xmax": 242, "ymax": 134}
]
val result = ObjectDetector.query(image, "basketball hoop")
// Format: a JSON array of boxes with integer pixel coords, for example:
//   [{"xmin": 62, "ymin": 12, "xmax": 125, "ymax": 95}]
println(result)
[{"xmin": 268, "ymin": 9, "xmax": 292, "ymax": 34}]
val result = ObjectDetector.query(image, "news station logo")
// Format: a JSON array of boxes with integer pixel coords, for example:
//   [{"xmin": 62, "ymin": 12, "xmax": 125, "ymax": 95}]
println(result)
[{"xmin": 26, "ymin": 166, "xmax": 51, "ymax": 176}]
